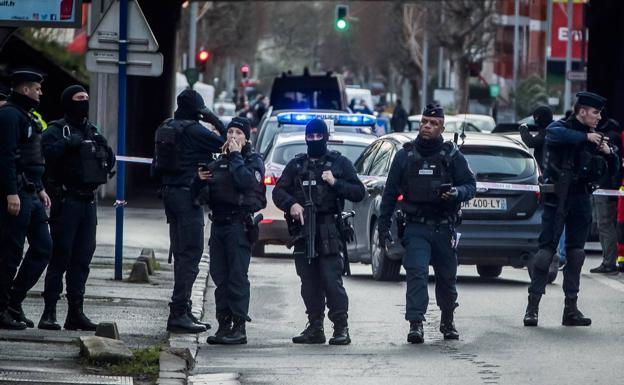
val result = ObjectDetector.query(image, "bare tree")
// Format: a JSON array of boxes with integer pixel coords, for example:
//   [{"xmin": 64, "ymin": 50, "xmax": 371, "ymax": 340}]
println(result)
[{"xmin": 429, "ymin": 0, "xmax": 497, "ymax": 112}]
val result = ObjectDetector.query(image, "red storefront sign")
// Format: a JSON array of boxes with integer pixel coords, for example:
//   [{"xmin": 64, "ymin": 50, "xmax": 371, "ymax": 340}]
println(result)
[{"xmin": 550, "ymin": 1, "xmax": 588, "ymax": 60}]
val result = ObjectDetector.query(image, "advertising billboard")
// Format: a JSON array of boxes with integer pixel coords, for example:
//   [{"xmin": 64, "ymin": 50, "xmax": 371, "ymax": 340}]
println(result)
[
  {"xmin": 549, "ymin": 0, "xmax": 588, "ymax": 61},
  {"xmin": 0, "ymin": 0, "xmax": 82, "ymax": 28}
]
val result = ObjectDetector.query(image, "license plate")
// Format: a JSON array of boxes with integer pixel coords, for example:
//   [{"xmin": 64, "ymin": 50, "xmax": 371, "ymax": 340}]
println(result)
[{"xmin": 461, "ymin": 197, "xmax": 507, "ymax": 210}]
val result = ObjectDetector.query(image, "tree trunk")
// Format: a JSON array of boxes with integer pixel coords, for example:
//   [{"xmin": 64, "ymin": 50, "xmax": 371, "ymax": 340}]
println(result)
[
  {"xmin": 409, "ymin": 77, "xmax": 421, "ymax": 115},
  {"xmin": 455, "ymin": 58, "xmax": 471, "ymax": 113}
]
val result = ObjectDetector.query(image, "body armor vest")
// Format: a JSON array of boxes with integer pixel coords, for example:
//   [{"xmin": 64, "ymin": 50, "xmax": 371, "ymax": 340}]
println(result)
[
  {"xmin": 401, "ymin": 141, "xmax": 457, "ymax": 218},
  {"xmin": 293, "ymin": 151, "xmax": 341, "ymax": 214},
  {"xmin": 7, "ymin": 105, "xmax": 45, "ymax": 169},
  {"xmin": 207, "ymin": 153, "xmax": 266, "ymax": 213}
]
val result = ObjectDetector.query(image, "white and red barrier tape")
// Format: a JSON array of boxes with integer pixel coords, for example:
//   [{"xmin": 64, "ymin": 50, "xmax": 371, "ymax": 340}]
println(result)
[{"xmin": 115, "ymin": 155, "xmax": 624, "ymax": 196}]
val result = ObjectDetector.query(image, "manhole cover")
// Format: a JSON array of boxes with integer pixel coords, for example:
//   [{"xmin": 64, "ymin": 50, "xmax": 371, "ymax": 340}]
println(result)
[{"xmin": 0, "ymin": 371, "xmax": 132, "ymax": 385}]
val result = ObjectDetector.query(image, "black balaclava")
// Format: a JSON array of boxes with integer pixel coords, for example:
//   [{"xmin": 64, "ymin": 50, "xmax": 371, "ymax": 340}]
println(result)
[
  {"xmin": 305, "ymin": 118, "xmax": 329, "ymax": 158},
  {"xmin": 532, "ymin": 105, "xmax": 553, "ymax": 130},
  {"xmin": 175, "ymin": 89, "xmax": 206, "ymax": 121},
  {"xmin": 62, "ymin": 85, "xmax": 89, "ymax": 123}
]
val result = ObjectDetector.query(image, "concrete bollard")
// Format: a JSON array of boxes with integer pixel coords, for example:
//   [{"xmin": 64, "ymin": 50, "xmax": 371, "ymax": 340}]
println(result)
[
  {"xmin": 128, "ymin": 260, "xmax": 150, "ymax": 283},
  {"xmin": 136, "ymin": 255, "xmax": 154, "ymax": 275},
  {"xmin": 140, "ymin": 248, "xmax": 158, "ymax": 271},
  {"xmin": 95, "ymin": 322, "xmax": 120, "ymax": 340}
]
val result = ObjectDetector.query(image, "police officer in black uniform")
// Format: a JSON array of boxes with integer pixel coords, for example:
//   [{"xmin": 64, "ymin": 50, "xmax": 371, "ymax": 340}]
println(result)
[
  {"xmin": 153, "ymin": 89, "xmax": 225, "ymax": 333},
  {"xmin": 273, "ymin": 119, "xmax": 365, "ymax": 345},
  {"xmin": 197, "ymin": 117, "xmax": 265, "ymax": 345},
  {"xmin": 524, "ymin": 92, "xmax": 618, "ymax": 327},
  {"xmin": 378, "ymin": 104, "xmax": 476, "ymax": 344},
  {"xmin": 0, "ymin": 69, "xmax": 52, "ymax": 330},
  {"xmin": 39, "ymin": 85, "xmax": 115, "ymax": 331}
]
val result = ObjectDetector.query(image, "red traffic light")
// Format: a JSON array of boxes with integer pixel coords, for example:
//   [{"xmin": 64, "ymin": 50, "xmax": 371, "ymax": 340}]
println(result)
[
  {"xmin": 198, "ymin": 49, "xmax": 210, "ymax": 62},
  {"xmin": 240, "ymin": 65, "xmax": 250, "ymax": 74}
]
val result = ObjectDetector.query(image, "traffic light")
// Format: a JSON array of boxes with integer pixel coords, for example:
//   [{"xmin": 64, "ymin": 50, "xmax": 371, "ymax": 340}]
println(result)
[
  {"xmin": 240, "ymin": 64, "xmax": 250, "ymax": 79},
  {"xmin": 196, "ymin": 48, "xmax": 210, "ymax": 72},
  {"xmin": 335, "ymin": 5, "xmax": 349, "ymax": 31}
]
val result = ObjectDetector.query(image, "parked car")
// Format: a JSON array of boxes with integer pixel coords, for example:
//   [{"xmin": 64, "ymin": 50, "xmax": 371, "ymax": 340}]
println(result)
[
  {"xmin": 255, "ymin": 117, "xmax": 377, "ymax": 257},
  {"xmin": 345, "ymin": 132, "xmax": 542, "ymax": 280},
  {"xmin": 408, "ymin": 115, "xmax": 481, "ymax": 133},
  {"xmin": 455, "ymin": 114, "xmax": 496, "ymax": 133}
]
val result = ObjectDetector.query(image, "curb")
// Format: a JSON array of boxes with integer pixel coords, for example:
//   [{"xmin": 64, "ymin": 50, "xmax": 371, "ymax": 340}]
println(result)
[{"xmin": 157, "ymin": 253, "xmax": 210, "ymax": 385}]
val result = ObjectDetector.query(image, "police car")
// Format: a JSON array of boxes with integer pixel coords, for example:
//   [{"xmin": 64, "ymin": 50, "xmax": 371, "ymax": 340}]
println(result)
[
  {"xmin": 254, "ymin": 112, "xmax": 376, "ymax": 257},
  {"xmin": 346, "ymin": 132, "xmax": 542, "ymax": 281}
]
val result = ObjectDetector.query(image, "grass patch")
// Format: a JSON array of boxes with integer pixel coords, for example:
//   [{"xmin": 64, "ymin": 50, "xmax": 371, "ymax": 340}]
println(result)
[{"xmin": 83, "ymin": 345, "xmax": 161, "ymax": 384}]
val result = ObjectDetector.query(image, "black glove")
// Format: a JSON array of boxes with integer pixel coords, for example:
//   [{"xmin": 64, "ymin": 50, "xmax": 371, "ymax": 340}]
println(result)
[
  {"xmin": 519, "ymin": 123, "xmax": 529, "ymax": 133},
  {"xmin": 67, "ymin": 134, "xmax": 82, "ymax": 148},
  {"xmin": 378, "ymin": 229, "xmax": 393, "ymax": 250},
  {"xmin": 93, "ymin": 134, "xmax": 107, "ymax": 146}
]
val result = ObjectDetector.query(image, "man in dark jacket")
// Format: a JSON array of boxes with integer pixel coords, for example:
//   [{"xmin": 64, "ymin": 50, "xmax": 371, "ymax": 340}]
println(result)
[
  {"xmin": 39, "ymin": 85, "xmax": 115, "ymax": 331},
  {"xmin": 153, "ymin": 89, "xmax": 226, "ymax": 333},
  {"xmin": 378, "ymin": 104, "xmax": 476, "ymax": 344},
  {"xmin": 589, "ymin": 118, "xmax": 622, "ymax": 274},
  {"xmin": 0, "ymin": 69, "xmax": 52, "ymax": 330},
  {"xmin": 390, "ymin": 99, "xmax": 408, "ymax": 133},
  {"xmin": 273, "ymin": 119, "xmax": 365, "ymax": 346}
]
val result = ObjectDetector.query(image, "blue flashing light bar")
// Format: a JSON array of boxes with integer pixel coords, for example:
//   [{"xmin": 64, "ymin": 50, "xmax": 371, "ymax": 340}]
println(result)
[{"xmin": 277, "ymin": 113, "xmax": 376, "ymax": 126}]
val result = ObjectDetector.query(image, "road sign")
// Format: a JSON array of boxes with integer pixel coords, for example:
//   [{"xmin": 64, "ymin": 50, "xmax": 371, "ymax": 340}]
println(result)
[
  {"xmin": 567, "ymin": 70, "xmax": 587, "ymax": 81},
  {"xmin": 88, "ymin": 0, "xmax": 158, "ymax": 52},
  {"xmin": 86, "ymin": 50, "xmax": 163, "ymax": 77}
]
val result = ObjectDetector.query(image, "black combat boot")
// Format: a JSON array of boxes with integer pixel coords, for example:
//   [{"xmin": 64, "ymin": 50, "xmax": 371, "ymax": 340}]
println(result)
[
  {"xmin": 7, "ymin": 303, "xmax": 34, "ymax": 328},
  {"xmin": 38, "ymin": 301, "xmax": 61, "ymax": 330},
  {"xmin": 328, "ymin": 317, "xmax": 350, "ymax": 346},
  {"xmin": 407, "ymin": 321, "xmax": 424, "ymax": 344},
  {"xmin": 219, "ymin": 317, "xmax": 247, "ymax": 345},
  {"xmin": 562, "ymin": 297, "xmax": 591, "ymax": 326},
  {"xmin": 292, "ymin": 318, "xmax": 326, "ymax": 344},
  {"xmin": 167, "ymin": 308, "xmax": 207, "ymax": 334},
  {"xmin": 187, "ymin": 311, "xmax": 211, "ymax": 330},
  {"xmin": 0, "ymin": 309, "xmax": 26, "ymax": 330},
  {"xmin": 64, "ymin": 300, "xmax": 97, "ymax": 331},
  {"xmin": 440, "ymin": 310, "xmax": 459, "ymax": 340},
  {"xmin": 207, "ymin": 314, "xmax": 232, "ymax": 344},
  {"xmin": 523, "ymin": 293, "xmax": 541, "ymax": 327}
]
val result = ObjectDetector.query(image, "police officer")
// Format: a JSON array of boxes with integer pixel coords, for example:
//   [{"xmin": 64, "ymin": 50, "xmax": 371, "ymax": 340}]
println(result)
[
  {"xmin": 378, "ymin": 104, "xmax": 476, "ymax": 344},
  {"xmin": 273, "ymin": 119, "xmax": 365, "ymax": 346},
  {"xmin": 0, "ymin": 69, "xmax": 52, "ymax": 330},
  {"xmin": 153, "ymin": 89, "xmax": 225, "ymax": 333},
  {"xmin": 197, "ymin": 117, "xmax": 265, "ymax": 345},
  {"xmin": 519, "ymin": 105, "xmax": 554, "ymax": 171},
  {"xmin": 38, "ymin": 85, "xmax": 115, "ymax": 331},
  {"xmin": 524, "ymin": 92, "xmax": 618, "ymax": 327}
]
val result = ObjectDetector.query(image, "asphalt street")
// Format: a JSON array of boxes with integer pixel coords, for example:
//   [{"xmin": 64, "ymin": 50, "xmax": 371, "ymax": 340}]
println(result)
[{"xmin": 195, "ymin": 247, "xmax": 624, "ymax": 385}]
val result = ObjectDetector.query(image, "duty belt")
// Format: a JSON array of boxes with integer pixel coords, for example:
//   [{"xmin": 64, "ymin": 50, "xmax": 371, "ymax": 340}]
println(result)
[
  {"xmin": 405, "ymin": 215, "xmax": 450, "ymax": 225},
  {"xmin": 64, "ymin": 189, "xmax": 96, "ymax": 201},
  {"xmin": 209, "ymin": 212, "xmax": 249, "ymax": 225}
]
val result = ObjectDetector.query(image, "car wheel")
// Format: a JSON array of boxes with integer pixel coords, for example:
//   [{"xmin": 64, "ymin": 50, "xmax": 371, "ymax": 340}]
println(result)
[
  {"xmin": 370, "ymin": 224, "xmax": 401, "ymax": 281},
  {"xmin": 252, "ymin": 242, "xmax": 265, "ymax": 258},
  {"xmin": 476, "ymin": 265, "xmax": 502, "ymax": 278}
]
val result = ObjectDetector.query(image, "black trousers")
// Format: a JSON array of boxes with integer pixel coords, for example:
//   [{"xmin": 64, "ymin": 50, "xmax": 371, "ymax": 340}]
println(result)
[
  {"xmin": 294, "ymin": 247, "xmax": 348, "ymax": 324},
  {"xmin": 209, "ymin": 221, "xmax": 251, "ymax": 320},
  {"xmin": 0, "ymin": 190, "xmax": 52, "ymax": 311},
  {"xmin": 163, "ymin": 186, "xmax": 205, "ymax": 314},
  {"xmin": 43, "ymin": 196, "xmax": 97, "ymax": 303}
]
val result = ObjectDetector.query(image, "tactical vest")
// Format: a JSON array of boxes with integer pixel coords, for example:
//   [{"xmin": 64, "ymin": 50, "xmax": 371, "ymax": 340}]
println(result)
[
  {"xmin": 293, "ymin": 151, "xmax": 341, "ymax": 214},
  {"xmin": 207, "ymin": 153, "xmax": 266, "ymax": 213},
  {"xmin": 153, "ymin": 119, "xmax": 195, "ymax": 173},
  {"xmin": 401, "ymin": 141, "xmax": 457, "ymax": 218}
]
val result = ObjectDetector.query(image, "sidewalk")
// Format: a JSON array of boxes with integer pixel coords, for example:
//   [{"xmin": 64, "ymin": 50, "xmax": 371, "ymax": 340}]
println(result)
[{"xmin": 0, "ymin": 206, "xmax": 211, "ymax": 385}]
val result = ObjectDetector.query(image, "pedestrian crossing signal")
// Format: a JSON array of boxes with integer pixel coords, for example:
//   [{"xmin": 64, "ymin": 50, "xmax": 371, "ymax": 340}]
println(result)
[{"xmin": 335, "ymin": 5, "xmax": 349, "ymax": 31}]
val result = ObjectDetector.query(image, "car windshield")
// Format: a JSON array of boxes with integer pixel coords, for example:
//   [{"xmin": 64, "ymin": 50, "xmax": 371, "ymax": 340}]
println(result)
[
  {"xmin": 270, "ymin": 143, "xmax": 368, "ymax": 165},
  {"xmin": 257, "ymin": 120, "xmax": 373, "ymax": 155},
  {"xmin": 462, "ymin": 147, "xmax": 535, "ymax": 180}
]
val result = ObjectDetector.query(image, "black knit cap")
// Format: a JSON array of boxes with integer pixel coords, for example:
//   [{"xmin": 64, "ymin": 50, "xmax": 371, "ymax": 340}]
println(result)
[
  {"xmin": 422, "ymin": 103, "xmax": 444, "ymax": 119},
  {"xmin": 532, "ymin": 105, "xmax": 553, "ymax": 127},
  {"xmin": 227, "ymin": 116, "xmax": 251, "ymax": 139},
  {"xmin": 576, "ymin": 91, "xmax": 606, "ymax": 110},
  {"xmin": 305, "ymin": 118, "xmax": 329, "ymax": 137}
]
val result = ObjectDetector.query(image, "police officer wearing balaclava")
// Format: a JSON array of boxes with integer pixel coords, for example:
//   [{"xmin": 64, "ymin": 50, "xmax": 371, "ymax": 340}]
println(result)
[
  {"xmin": 273, "ymin": 119, "xmax": 365, "ymax": 345},
  {"xmin": 519, "ymin": 105, "xmax": 554, "ymax": 170},
  {"xmin": 197, "ymin": 117, "xmax": 265, "ymax": 345},
  {"xmin": 378, "ymin": 104, "xmax": 476, "ymax": 344},
  {"xmin": 524, "ymin": 92, "xmax": 618, "ymax": 328},
  {"xmin": 0, "ymin": 69, "xmax": 52, "ymax": 330},
  {"xmin": 38, "ymin": 85, "xmax": 115, "ymax": 331},
  {"xmin": 152, "ymin": 89, "xmax": 226, "ymax": 333}
]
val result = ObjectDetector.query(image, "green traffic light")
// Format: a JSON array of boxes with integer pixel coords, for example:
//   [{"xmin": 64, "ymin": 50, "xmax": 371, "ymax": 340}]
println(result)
[{"xmin": 336, "ymin": 19, "xmax": 348, "ymax": 30}]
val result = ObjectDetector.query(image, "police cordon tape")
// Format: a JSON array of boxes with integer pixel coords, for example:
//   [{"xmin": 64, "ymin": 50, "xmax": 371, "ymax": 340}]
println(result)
[{"xmin": 115, "ymin": 155, "xmax": 624, "ymax": 197}]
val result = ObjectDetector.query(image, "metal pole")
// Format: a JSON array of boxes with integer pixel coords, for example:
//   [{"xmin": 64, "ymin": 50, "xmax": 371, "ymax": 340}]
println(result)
[
  {"xmin": 114, "ymin": 0, "xmax": 129, "ymax": 281},
  {"xmin": 563, "ymin": 0, "xmax": 573, "ymax": 111},
  {"xmin": 188, "ymin": 1, "xmax": 197, "ymax": 70},
  {"xmin": 421, "ymin": 29, "xmax": 429, "ymax": 112},
  {"xmin": 438, "ymin": 46, "xmax": 444, "ymax": 89},
  {"xmin": 545, "ymin": 0, "xmax": 553, "ymax": 80},
  {"xmin": 512, "ymin": 0, "xmax": 520, "ymax": 122}
]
